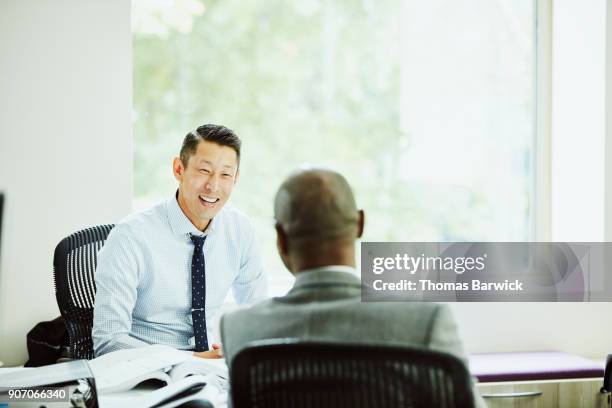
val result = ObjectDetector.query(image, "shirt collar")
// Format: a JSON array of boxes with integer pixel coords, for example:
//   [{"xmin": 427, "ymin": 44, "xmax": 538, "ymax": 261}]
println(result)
[
  {"xmin": 290, "ymin": 266, "xmax": 361, "ymax": 293},
  {"xmin": 166, "ymin": 190, "xmax": 221, "ymax": 237},
  {"xmin": 298, "ymin": 265, "xmax": 358, "ymax": 276}
]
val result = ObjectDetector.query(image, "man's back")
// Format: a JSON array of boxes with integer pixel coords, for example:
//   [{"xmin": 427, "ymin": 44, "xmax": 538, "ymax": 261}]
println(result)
[
  {"xmin": 226, "ymin": 169, "xmax": 486, "ymax": 406},
  {"xmin": 221, "ymin": 268, "xmax": 486, "ymax": 407},
  {"xmin": 222, "ymin": 269, "xmax": 465, "ymax": 364}
]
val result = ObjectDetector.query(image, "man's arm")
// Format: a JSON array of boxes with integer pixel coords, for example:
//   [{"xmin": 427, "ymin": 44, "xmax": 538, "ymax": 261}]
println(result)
[
  {"xmin": 92, "ymin": 225, "xmax": 150, "ymax": 356},
  {"xmin": 427, "ymin": 304, "xmax": 467, "ymax": 358},
  {"xmin": 219, "ymin": 311, "xmax": 241, "ymax": 366},
  {"xmin": 231, "ymin": 221, "xmax": 267, "ymax": 304},
  {"xmin": 428, "ymin": 304, "xmax": 487, "ymax": 408}
]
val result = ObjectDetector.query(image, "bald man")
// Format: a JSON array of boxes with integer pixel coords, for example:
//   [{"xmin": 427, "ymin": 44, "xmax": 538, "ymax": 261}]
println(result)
[{"xmin": 220, "ymin": 169, "xmax": 485, "ymax": 407}]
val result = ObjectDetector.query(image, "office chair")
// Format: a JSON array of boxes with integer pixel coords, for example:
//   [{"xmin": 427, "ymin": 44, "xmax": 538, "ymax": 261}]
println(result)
[
  {"xmin": 53, "ymin": 224, "xmax": 115, "ymax": 360},
  {"xmin": 601, "ymin": 354, "xmax": 612, "ymax": 394},
  {"xmin": 0, "ymin": 192, "xmax": 4, "ymax": 253},
  {"xmin": 230, "ymin": 339, "xmax": 475, "ymax": 408}
]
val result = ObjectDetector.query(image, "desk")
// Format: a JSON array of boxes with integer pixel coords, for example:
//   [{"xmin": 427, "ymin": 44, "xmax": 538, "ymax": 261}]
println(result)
[
  {"xmin": 3, "ymin": 352, "xmax": 606, "ymax": 408},
  {"xmin": 470, "ymin": 351, "xmax": 608, "ymax": 408},
  {"xmin": 0, "ymin": 368, "xmax": 227, "ymax": 408},
  {"xmin": 98, "ymin": 382, "xmax": 227, "ymax": 408}
]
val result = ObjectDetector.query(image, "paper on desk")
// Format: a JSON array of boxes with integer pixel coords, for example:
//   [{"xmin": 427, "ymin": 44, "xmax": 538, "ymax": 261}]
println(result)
[
  {"xmin": 171, "ymin": 352, "xmax": 228, "ymax": 380},
  {"xmin": 0, "ymin": 360, "xmax": 93, "ymax": 389},
  {"xmin": 90, "ymin": 344, "xmax": 190, "ymax": 393},
  {"xmin": 98, "ymin": 374, "xmax": 227, "ymax": 408}
]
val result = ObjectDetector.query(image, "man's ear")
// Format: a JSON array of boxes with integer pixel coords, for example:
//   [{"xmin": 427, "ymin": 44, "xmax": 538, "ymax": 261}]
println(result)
[
  {"xmin": 173, "ymin": 157, "xmax": 184, "ymax": 181},
  {"xmin": 357, "ymin": 210, "xmax": 365, "ymax": 238},
  {"xmin": 275, "ymin": 223, "xmax": 289, "ymax": 256},
  {"xmin": 275, "ymin": 223, "xmax": 294, "ymax": 273},
  {"xmin": 234, "ymin": 168, "xmax": 240, "ymax": 184}
]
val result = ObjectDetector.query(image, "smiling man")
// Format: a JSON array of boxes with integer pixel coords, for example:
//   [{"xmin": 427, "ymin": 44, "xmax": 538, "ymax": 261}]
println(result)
[{"xmin": 93, "ymin": 124, "xmax": 267, "ymax": 358}]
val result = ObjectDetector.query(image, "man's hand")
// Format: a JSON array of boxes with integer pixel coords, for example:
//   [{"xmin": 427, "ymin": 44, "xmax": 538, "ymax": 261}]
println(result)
[{"xmin": 193, "ymin": 343, "xmax": 224, "ymax": 359}]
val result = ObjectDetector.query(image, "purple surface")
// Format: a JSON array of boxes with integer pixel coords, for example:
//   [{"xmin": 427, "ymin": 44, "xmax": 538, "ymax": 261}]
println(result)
[{"xmin": 469, "ymin": 351, "xmax": 604, "ymax": 382}]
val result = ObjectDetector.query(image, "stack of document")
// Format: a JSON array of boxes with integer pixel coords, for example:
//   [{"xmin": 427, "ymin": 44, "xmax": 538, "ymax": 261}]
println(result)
[
  {"xmin": 0, "ymin": 360, "xmax": 97, "ymax": 407},
  {"xmin": 89, "ymin": 344, "xmax": 228, "ymax": 408}
]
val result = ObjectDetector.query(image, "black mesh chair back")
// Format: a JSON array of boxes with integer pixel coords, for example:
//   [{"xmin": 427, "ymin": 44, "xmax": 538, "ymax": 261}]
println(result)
[
  {"xmin": 231, "ymin": 339, "xmax": 475, "ymax": 408},
  {"xmin": 53, "ymin": 224, "xmax": 114, "ymax": 360},
  {"xmin": 0, "ymin": 192, "xmax": 4, "ymax": 252},
  {"xmin": 602, "ymin": 354, "xmax": 612, "ymax": 393}
]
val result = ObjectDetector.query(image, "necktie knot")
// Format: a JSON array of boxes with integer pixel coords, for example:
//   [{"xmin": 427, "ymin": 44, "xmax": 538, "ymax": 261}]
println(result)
[{"xmin": 189, "ymin": 234, "xmax": 206, "ymax": 249}]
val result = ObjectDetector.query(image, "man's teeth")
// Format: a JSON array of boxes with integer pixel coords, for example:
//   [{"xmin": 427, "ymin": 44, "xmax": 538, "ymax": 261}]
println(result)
[{"xmin": 200, "ymin": 195, "xmax": 218, "ymax": 203}]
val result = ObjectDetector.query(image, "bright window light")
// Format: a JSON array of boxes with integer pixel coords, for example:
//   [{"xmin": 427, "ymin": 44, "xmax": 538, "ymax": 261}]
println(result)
[{"xmin": 133, "ymin": 0, "xmax": 536, "ymax": 287}]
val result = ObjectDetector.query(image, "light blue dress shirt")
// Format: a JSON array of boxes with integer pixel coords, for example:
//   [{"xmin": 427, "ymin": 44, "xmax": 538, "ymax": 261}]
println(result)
[{"xmin": 92, "ymin": 194, "xmax": 267, "ymax": 356}]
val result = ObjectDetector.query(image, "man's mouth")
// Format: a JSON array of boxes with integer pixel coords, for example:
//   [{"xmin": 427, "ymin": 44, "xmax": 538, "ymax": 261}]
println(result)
[{"xmin": 199, "ymin": 195, "xmax": 220, "ymax": 207}]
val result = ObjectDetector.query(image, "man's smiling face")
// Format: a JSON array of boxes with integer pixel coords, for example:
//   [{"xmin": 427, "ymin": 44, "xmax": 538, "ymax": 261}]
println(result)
[{"xmin": 173, "ymin": 139, "xmax": 239, "ymax": 231}]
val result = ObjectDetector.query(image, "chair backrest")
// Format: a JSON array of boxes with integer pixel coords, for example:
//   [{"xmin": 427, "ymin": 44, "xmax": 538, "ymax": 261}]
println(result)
[
  {"xmin": 230, "ymin": 339, "xmax": 475, "ymax": 408},
  {"xmin": 0, "ymin": 192, "xmax": 4, "ymax": 252},
  {"xmin": 602, "ymin": 354, "xmax": 612, "ymax": 393},
  {"xmin": 53, "ymin": 224, "xmax": 114, "ymax": 360}
]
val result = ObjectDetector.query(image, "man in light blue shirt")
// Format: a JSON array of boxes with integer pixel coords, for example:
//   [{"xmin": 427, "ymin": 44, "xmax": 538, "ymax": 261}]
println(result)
[{"xmin": 93, "ymin": 124, "xmax": 267, "ymax": 358}]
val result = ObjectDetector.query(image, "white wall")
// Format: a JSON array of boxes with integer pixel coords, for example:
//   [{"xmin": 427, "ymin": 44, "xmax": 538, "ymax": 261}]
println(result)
[
  {"xmin": 551, "ymin": 0, "xmax": 605, "ymax": 241},
  {"xmin": 0, "ymin": 0, "xmax": 132, "ymax": 366},
  {"xmin": 452, "ymin": 0, "xmax": 612, "ymax": 359}
]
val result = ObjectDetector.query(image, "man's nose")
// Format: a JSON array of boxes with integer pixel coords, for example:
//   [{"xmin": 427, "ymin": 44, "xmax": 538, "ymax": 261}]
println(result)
[{"xmin": 205, "ymin": 174, "xmax": 220, "ymax": 191}]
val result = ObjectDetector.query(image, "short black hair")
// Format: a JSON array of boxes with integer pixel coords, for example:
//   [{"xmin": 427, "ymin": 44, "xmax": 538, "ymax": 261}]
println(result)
[{"xmin": 180, "ymin": 124, "xmax": 241, "ymax": 167}]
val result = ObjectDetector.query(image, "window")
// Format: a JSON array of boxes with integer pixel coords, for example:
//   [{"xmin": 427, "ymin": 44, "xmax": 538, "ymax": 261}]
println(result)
[{"xmin": 133, "ymin": 0, "xmax": 536, "ymax": 291}]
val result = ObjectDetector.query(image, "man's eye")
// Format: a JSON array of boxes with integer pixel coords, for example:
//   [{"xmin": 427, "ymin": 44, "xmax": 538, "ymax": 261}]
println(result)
[
  {"xmin": 222, "ymin": 174, "xmax": 231, "ymax": 177},
  {"xmin": 199, "ymin": 169, "xmax": 211, "ymax": 173}
]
